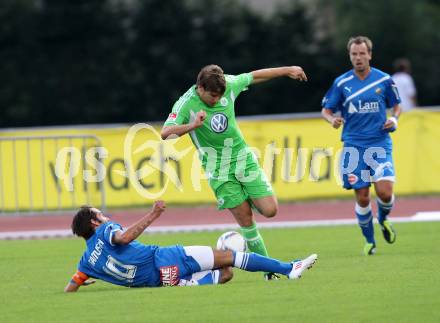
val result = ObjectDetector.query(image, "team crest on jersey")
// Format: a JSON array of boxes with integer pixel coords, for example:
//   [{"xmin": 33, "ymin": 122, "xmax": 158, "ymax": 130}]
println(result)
[
  {"xmin": 210, "ymin": 113, "xmax": 228, "ymax": 133},
  {"xmin": 225, "ymin": 75, "xmax": 239, "ymax": 82},
  {"xmin": 348, "ymin": 174, "xmax": 358, "ymax": 185},
  {"xmin": 220, "ymin": 97, "xmax": 228, "ymax": 106},
  {"xmin": 375, "ymin": 87, "xmax": 382, "ymax": 94}
]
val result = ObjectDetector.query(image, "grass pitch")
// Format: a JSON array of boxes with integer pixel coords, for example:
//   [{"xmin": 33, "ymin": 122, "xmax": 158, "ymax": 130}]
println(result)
[{"xmin": 1, "ymin": 221, "xmax": 439, "ymax": 323}]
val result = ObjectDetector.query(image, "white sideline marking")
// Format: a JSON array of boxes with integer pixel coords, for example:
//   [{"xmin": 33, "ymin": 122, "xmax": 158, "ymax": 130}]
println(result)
[
  {"xmin": 411, "ymin": 211, "xmax": 440, "ymax": 221},
  {"xmin": 1, "ymin": 212, "xmax": 439, "ymax": 240}
]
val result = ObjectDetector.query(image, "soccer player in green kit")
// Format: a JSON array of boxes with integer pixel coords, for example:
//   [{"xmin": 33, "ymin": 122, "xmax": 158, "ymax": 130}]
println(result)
[{"xmin": 161, "ymin": 65, "xmax": 307, "ymax": 279}]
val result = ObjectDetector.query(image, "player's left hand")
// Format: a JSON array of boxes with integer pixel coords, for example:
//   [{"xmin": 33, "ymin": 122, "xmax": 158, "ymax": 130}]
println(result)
[
  {"xmin": 383, "ymin": 117, "xmax": 398, "ymax": 132},
  {"xmin": 148, "ymin": 201, "xmax": 166, "ymax": 222},
  {"xmin": 152, "ymin": 200, "xmax": 166, "ymax": 213},
  {"xmin": 286, "ymin": 66, "xmax": 308, "ymax": 81}
]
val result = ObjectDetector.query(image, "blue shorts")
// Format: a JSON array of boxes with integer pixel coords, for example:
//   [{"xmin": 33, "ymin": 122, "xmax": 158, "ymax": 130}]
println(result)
[
  {"xmin": 340, "ymin": 145, "xmax": 395, "ymax": 190},
  {"xmin": 154, "ymin": 245, "xmax": 201, "ymax": 286}
]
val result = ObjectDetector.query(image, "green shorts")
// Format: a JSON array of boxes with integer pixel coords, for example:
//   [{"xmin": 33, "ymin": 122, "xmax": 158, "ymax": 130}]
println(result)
[{"xmin": 208, "ymin": 160, "xmax": 274, "ymax": 210}]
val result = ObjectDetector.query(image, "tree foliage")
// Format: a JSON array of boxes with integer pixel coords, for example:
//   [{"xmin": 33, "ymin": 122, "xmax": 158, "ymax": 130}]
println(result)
[{"xmin": 0, "ymin": 0, "xmax": 438, "ymax": 127}]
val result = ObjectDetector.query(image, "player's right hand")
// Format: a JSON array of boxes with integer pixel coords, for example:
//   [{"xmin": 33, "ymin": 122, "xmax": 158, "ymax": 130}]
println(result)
[
  {"xmin": 193, "ymin": 110, "xmax": 207, "ymax": 128},
  {"xmin": 152, "ymin": 200, "xmax": 166, "ymax": 214},
  {"xmin": 331, "ymin": 117, "xmax": 344, "ymax": 129}
]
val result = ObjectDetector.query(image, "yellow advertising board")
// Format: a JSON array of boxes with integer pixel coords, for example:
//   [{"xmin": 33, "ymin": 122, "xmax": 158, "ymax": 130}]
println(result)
[{"xmin": 0, "ymin": 109, "xmax": 439, "ymax": 210}]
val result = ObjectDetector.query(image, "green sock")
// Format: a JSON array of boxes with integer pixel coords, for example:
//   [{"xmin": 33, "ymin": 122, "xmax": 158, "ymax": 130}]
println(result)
[{"xmin": 240, "ymin": 222, "xmax": 269, "ymax": 257}]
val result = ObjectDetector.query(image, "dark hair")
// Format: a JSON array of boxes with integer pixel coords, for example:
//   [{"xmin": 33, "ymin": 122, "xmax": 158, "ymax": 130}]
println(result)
[
  {"xmin": 393, "ymin": 58, "xmax": 411, "ymax": 73},
  {"xmin": 347, "ymin": 36, "xmax": 373, "ymax": 53},
  {"xmin": 71, "ymin": 206, "xmax": 99, "ymax": 240},
  {"xmin": 196, "ymin": 64, "xmax": 226, "ymax": 94}
]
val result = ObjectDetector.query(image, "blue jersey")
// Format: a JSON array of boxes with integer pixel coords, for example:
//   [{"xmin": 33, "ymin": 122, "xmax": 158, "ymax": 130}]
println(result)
[
  {"xmin": 77, "ymin": 221, "xmax": 161, "ymax": 287},
  {"xmin": 322, "ymin": 68, "xmax": 401, "ymax": 150}
]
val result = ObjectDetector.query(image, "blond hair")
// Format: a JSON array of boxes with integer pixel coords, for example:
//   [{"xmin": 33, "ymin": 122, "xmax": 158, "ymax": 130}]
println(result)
[{"xmin": 347, "ymin": 36, "xmax": 373, "ymax": 53}]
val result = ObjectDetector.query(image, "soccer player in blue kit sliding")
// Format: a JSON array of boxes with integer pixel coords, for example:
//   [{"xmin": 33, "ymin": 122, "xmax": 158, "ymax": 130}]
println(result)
[
  {"xmin": 321, "ymin": 36, "xmax": 402, "ymax": 255},
  {"xmin": 64, "ymin": 201, "xmax": 317, "ymax": 291}
]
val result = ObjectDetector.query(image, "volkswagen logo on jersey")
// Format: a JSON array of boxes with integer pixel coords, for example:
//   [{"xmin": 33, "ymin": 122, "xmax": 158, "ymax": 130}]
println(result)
[{"xmin": 210, "ymin": 113, "xmax": 228, "ymax": 133}]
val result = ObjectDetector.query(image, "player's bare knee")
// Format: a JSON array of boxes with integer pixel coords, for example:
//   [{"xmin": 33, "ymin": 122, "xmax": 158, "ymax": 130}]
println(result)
[
  {"xmin": 218, "ymin": 267, "xmax": 233, "ymax": 284},
  {"xmin": 377, "ymin": 191, "xmax": 393, "ymax": 203},
  {"xmin": 262, "ymin": 205, "xmax": 278, "ymax": 218},
  {"xmin": 260, "ymin": 200, "xmax": 278, "ymax": 218},
  {"xmin": 357, "ymin": 196, "xmax": 370, "ymax": 207}
]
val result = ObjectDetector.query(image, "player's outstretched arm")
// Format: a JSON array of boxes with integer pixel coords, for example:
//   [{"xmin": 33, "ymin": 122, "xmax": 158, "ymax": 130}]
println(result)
[
  {"xmin": 64, "ymin": 271, "xmax": 95, "ymax": 292},
  {"xmin": 112, "ymin": 201, "xmax": 166, "ymax": 245},
  {"xmin": 161, "ymin": 111, "xmax": 206, "ymax": 140},
  {"xmin": 251, "ymin": 66, "xmax": 307, "ymax": 84},
  {"xmin": 64, "ymin": 279, "xmax": 95, "ymax": 292},
  {"xmin": 64, "ymin": 281, "xmax": 80, "ymax": 292}
]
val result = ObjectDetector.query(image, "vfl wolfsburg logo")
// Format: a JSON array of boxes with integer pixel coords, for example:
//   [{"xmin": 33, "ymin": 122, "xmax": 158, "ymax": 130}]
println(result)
[
  {"xmin": 220, "ymin": 97, "xmax": 228, "ymax": 106},
  {"xmin": 210, "ymin": 113, "xmax": 228, "ymax": 133}
]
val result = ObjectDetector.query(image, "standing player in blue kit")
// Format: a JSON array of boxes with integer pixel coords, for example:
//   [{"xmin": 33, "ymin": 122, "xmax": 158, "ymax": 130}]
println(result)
[{"xmin": 321, "ymin": 36, "xmax": 402, "ymax": 255}]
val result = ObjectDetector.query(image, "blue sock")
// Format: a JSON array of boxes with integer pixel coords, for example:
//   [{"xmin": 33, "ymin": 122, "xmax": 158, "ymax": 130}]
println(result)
[
  {"xmin": 377, "ymin": 195, "xmax": 394, "ymax": 225},
  {"xmin": 355, "ymin": 203, "xmax": 375, "ymax": 244},
  {"xmin": 195, "ymin": 270, "xmax": 220, "ymax": 285},
  {"xmin": 233, "ymin": 251, "xmax": 292, "ymax": 275}
]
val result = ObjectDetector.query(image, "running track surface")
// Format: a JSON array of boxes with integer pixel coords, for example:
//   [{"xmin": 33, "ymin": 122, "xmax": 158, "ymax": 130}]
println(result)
[{"xmin": 0, "ymin": 196, "xmax": 438, "ymax": 239}]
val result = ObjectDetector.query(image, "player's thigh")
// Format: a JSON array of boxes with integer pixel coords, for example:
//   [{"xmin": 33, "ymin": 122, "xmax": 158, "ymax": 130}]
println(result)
[
  {"xmin": 240, "ymin": 162, "xmax": 274, "ymax": 201},
  {"xmin": 213, "ymin": 180, "xmax": 248, "ymax": 210},
  {"xmin": 240, "ymin": 163, "xmax": 277, "ymax": 217},
  {"xmin": 374, "ymin": 180, "xmax": 394, "ymax": 201}
]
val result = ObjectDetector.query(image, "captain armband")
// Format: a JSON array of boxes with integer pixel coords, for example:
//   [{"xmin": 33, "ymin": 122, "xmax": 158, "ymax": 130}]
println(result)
[{"xmin": 71, "ymin": 271, "xmax": 89, "ymax": 286}]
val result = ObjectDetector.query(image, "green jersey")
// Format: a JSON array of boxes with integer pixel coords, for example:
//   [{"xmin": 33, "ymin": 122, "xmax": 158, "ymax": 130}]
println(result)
[{"xmin": 164, "ymin": 73, "xmax": 254, "ymax": 174}]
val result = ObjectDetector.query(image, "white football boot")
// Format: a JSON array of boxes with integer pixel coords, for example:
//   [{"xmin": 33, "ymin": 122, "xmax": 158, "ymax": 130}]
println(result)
[{"xmin": 288, "ymin": 254, "xmax": 318, "ymax": 279}]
